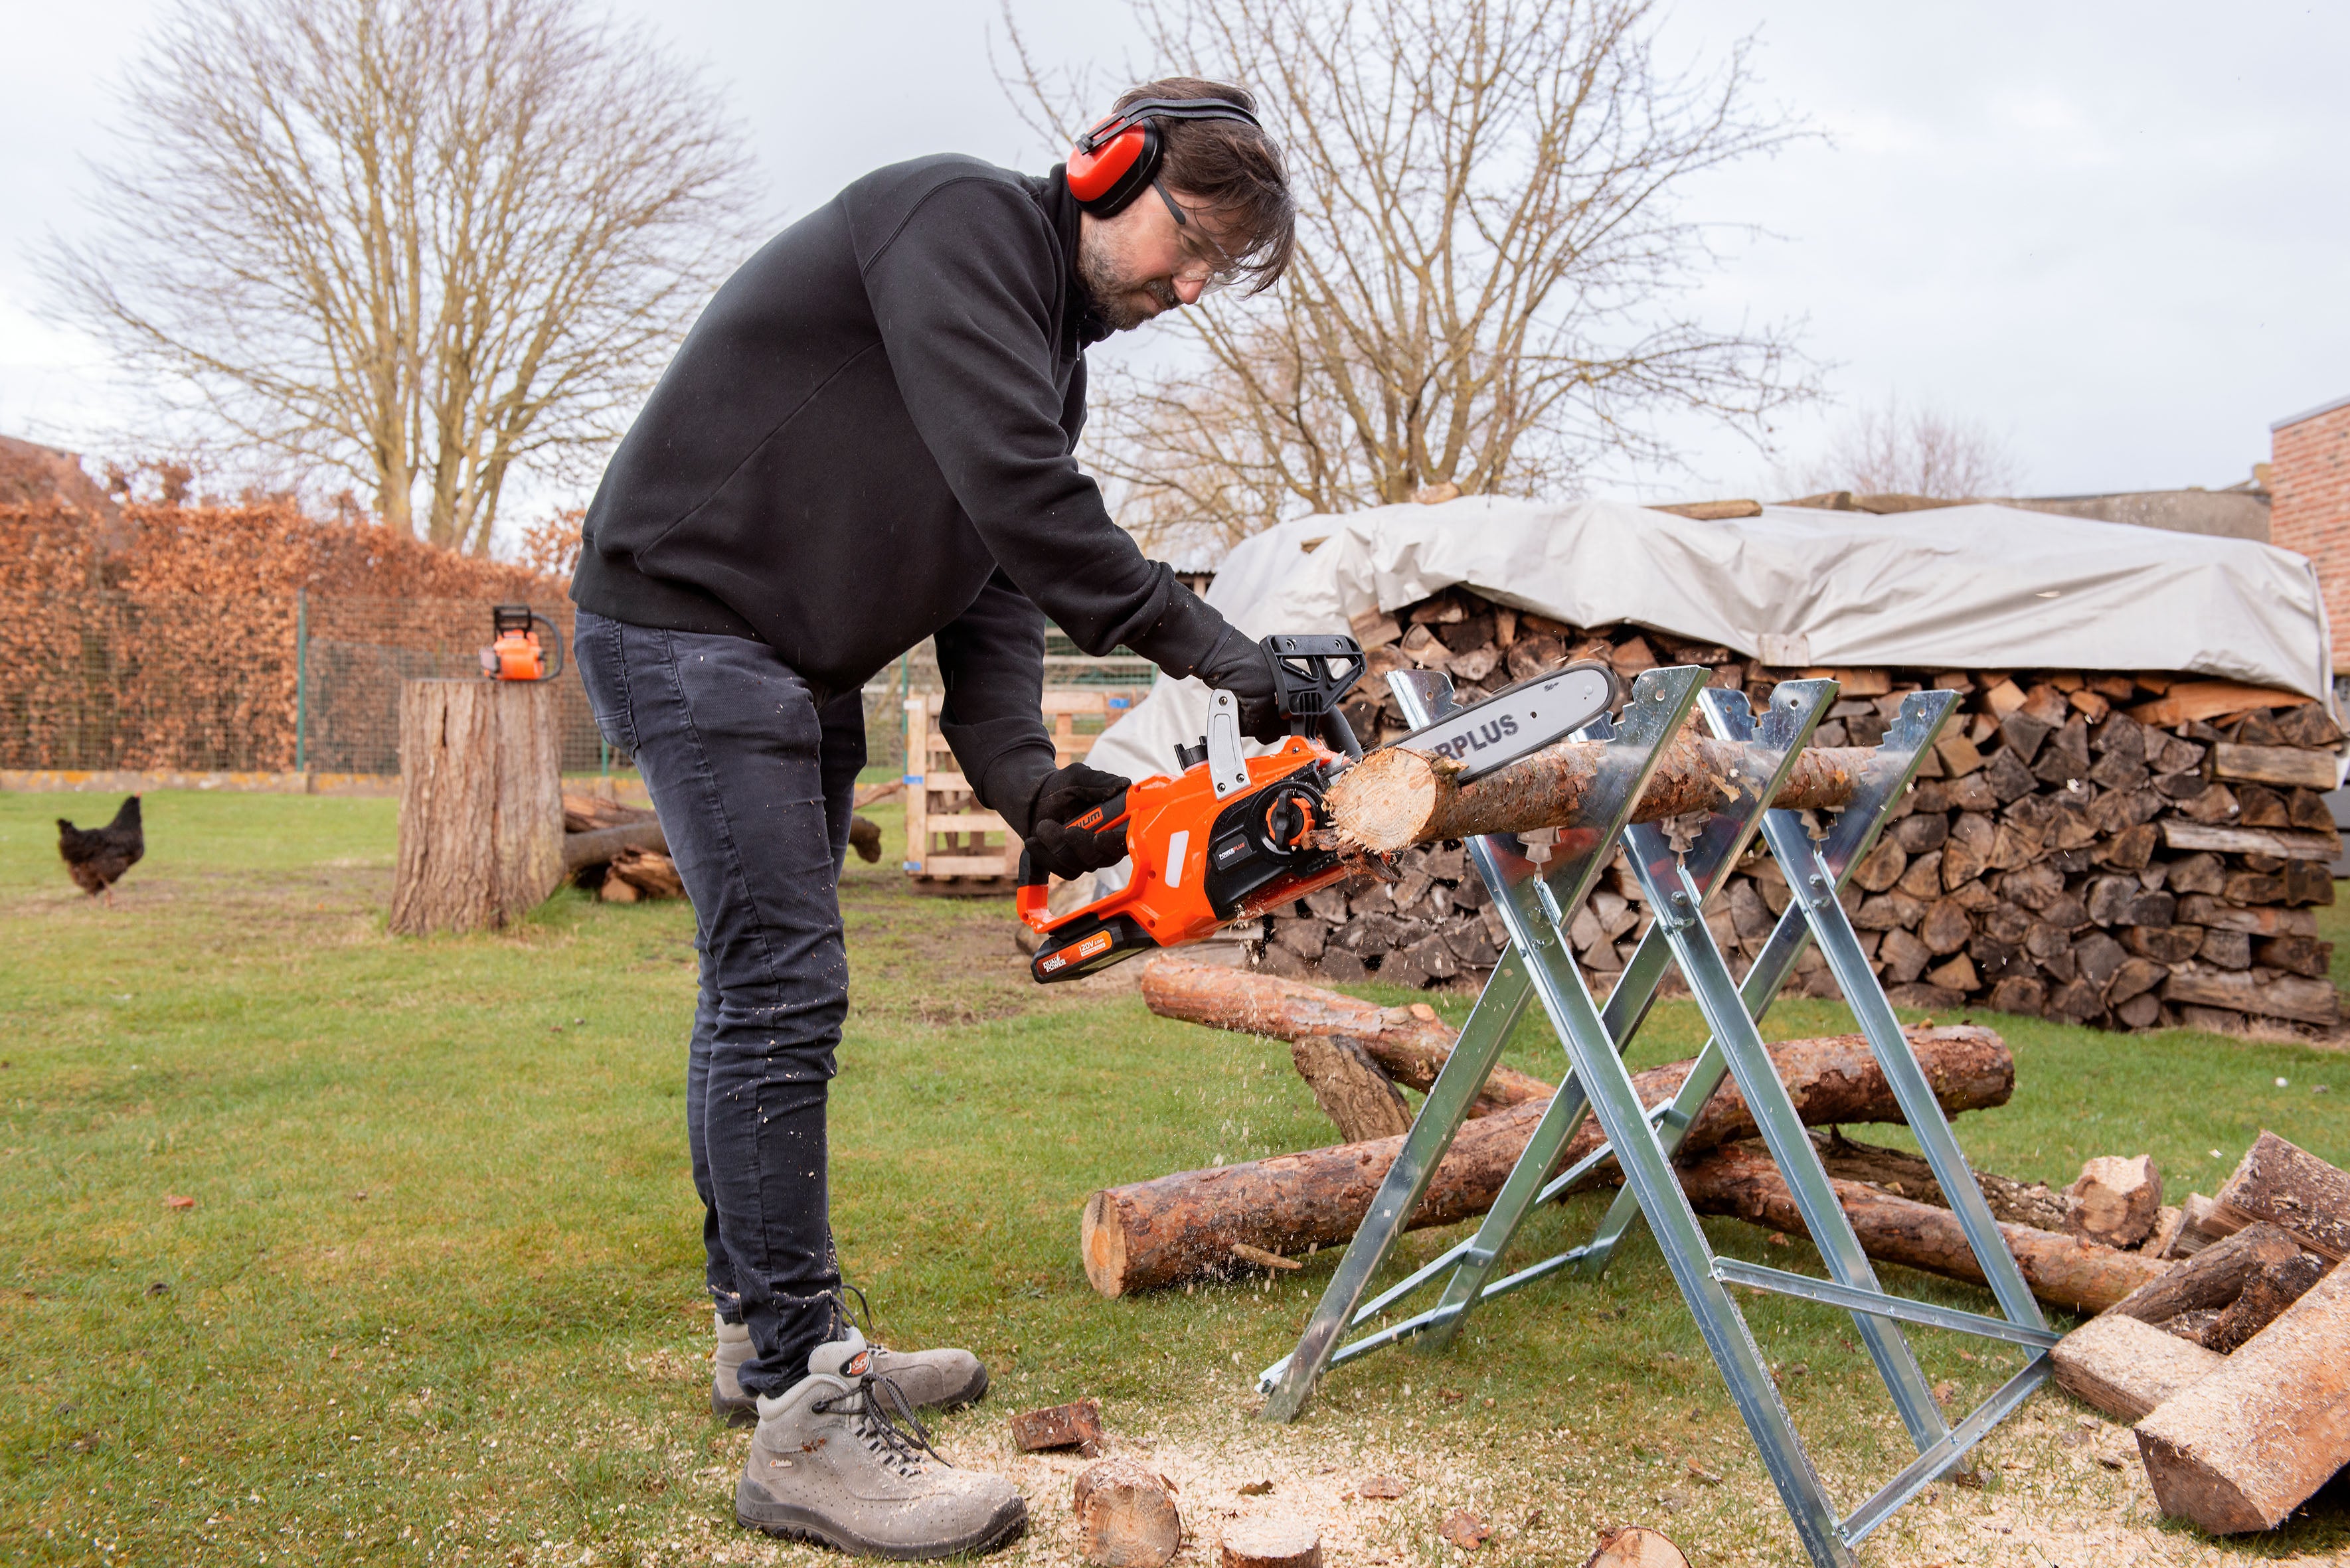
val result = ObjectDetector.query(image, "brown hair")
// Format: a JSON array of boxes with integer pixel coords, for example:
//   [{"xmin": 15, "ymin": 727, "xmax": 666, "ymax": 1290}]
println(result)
[{"xmin": 1114, "ymin": 78, "xmax": 1296, "ymax": 295}]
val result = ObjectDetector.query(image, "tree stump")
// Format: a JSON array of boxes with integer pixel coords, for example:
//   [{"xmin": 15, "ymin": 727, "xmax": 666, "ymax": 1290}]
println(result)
[{"xmin": 390, "ymin": 678, "xmax": 564, "ymax": 935}]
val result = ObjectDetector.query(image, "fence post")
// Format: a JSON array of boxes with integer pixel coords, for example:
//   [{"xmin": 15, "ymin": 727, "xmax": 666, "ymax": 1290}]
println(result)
[{"xmin": 294, "ymin": 588, "xmax": 308, "ymax": 773}]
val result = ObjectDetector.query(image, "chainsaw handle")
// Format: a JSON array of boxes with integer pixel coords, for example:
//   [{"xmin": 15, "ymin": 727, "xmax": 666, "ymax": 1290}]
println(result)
[
  {"xmin": 1261, "ymin": 634, "xmax": 1365, "ymax": 759},
  {"xmin": 530, "ymin": 611, "xmax": 564, "ymax": 680}
]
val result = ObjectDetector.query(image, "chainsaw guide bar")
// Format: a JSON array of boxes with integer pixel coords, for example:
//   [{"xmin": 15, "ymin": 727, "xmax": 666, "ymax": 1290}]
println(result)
[{"xmin": 1394, "ymin": 663, "xmax": 1617, "ymax": 782}]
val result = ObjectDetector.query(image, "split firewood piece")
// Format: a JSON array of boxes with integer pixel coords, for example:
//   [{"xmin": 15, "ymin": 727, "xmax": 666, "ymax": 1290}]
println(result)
[
  {"xmin": 2108, "ymin": 1223, "xmax": 2302, "ymax": 1332},
  {"xmin": 2203, "ymin": 1252, "xmax": 2335, "ymax": 1353},
  {"xmin": 2136, "ymin": 1263, "xmax": 2350, "ymax": 1533},
  {"xmin": 1010, "ymin": 1397, "xmax": 1104, "ymax": 1455},
  {"xmin": 2165, "ymin": 1192, "xmax": 2242, "ymax": 1257},
  {"xmin": 1682, "ymin": 1142, "xmax": 2172, "ymax": 1314},
  {"xmin": 1808, "ymin": 1128, "xmax": 2074, "ymax": 1230},
  {"xmin": 1290, "ymin": 1035, "xmax": 1413, "ymax": 1142},
  {"xmin": 1323, "ymin": 734, "xmax": 1872, "ymax": 855},
  {"xmin": 1140, "ymin": 957, "xmax": 1551, "ymax": 1115},
  {"xmin": 1220, "ymin": 1518, "xmax": 1322, "ymax": 1568},
  {"xmin": 2068, "ymin": 1154, "xmax": 2163, "ymax": 1249},
  {"xmin": 1582, "ymin": 1525, "xmax": 1691, "ymax": 1568},
  {"xmin": 1073, "ymin": 1458, "xmax": 1183, "ymax": 1568},
  {"xmin": 1080, "ymin": 1026, "xmax": 2013, "ymax": 1296},
  {"xmin": 2051, "ymin": 1311, "xmax": 2224, "ymax": 1421},
  {"xmin": 2212, "ymin": 1131, "xmax": 2350, "ymax": 1261}
]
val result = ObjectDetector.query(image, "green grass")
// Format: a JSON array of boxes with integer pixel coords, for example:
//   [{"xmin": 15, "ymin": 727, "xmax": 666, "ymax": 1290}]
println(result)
[{"xmin": 2, "ymin": 790, "xmax": 2345, "ymax": 1565}]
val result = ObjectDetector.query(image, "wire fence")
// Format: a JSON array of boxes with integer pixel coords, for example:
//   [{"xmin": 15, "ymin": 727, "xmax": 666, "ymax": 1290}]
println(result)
[{"xmin": 0, "ymin": 591, "xmax": 1159, "ymax": 777}]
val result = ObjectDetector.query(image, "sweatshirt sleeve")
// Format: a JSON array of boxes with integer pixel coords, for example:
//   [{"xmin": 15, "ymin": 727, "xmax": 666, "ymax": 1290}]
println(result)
[
  {"xmin": 857, "ymin": 177, "xmax": 1231, "ymax": 677},
  {"xmin": 932, "ymin": 569, "xmax": 1059, "ymax": 836}
]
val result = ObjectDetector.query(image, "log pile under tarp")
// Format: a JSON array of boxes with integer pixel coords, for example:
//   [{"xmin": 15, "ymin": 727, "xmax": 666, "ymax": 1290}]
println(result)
[{"xmin": 1248, "ymin": 587, "xmax": 2344, "ymax": 1032}]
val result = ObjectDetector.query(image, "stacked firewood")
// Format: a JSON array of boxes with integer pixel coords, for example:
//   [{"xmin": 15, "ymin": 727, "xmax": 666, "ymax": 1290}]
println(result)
[
  {"xmin": 1250, "ymin": 588, "xmax": 2346, "ymax": 1034},
  {"xmin": 2051, "ymin": 1131, "xmax": 2349, "ymax": 1536}
]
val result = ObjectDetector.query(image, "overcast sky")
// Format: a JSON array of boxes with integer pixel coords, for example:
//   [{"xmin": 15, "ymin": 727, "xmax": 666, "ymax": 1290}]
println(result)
[{"xmin": 3, "ymin": 0, "xmax": 2344, "ymax": 524}]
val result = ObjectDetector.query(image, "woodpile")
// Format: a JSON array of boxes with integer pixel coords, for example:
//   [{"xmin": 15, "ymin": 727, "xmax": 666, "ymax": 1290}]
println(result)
[
  {"xmin": 1248, "ymin": 586, "xmax": 2345, "ymax": 1033},
  {"xmin": 2045, "ymin": 1131, "xmax": 2349, "ymax": 1535},
  {"xmin": 1095, "ymin": 957, "xmax": 2194, "ymax": 1312},
  {"xmin": 561, "ymin": 793, "xmax": 685, "ymax": 902}
]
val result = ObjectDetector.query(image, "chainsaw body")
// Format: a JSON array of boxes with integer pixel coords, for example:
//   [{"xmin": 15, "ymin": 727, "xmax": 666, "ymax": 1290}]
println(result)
[
  {"xmin": 480, "ymin": 604, "xmax": 563, "ymax": 682},
  {"xmin": 1018, "ymin": 635, "xmax": 1366, "ymax": 983}
]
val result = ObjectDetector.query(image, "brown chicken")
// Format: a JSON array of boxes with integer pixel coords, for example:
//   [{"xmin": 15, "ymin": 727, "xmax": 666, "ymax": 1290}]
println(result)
[{"xmin": 57, "ymin": 795, "xmax": 144, "ymax": 904}]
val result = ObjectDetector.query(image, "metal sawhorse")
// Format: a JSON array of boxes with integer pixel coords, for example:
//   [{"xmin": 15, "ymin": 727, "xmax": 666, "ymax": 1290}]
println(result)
[{"xmin": 1258, "ymin": 665, "xmax": 2056, "ymax": 1568}]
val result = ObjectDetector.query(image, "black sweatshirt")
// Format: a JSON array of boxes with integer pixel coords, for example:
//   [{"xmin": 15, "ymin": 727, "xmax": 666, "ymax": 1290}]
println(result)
[{"xmin": 570, "ymin": 155, "xmax": 1234, "ymax": 830}]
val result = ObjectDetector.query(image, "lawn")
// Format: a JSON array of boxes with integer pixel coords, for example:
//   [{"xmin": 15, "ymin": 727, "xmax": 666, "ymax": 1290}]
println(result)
[{"xmin": 2, "ymin": 789, "xmax": 2345, "ymax": 1567}]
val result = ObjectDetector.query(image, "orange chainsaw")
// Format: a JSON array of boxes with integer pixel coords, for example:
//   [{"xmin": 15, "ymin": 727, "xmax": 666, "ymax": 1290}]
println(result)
[
  {"xmin": 1017, "ymin": 634, "xmax": 1619, "ymax": 982},
  {"xmin": 479, "ymin": 604, "xmax": 564, "ymax": 682}
]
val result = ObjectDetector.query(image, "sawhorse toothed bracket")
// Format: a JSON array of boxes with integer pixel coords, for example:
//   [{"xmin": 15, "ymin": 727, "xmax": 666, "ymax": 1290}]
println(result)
[{"xmin": 1257, "ymin": 665, "xmax": 2054, "ymax": 1568}]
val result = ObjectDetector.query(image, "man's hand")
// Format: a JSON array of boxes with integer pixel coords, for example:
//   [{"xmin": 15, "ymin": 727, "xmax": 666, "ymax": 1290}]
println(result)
[
  {"xmin": 1022, "ymin": 763, "xmax": 1132, "ymax": 881},
  {"xmin": 1196, "ymin": 627, "xmax": 1286, "ymax": 742}
]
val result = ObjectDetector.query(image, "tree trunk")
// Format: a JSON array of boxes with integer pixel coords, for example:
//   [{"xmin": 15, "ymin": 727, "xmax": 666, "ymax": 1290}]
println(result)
[
  {"xmin": 1323, "ymin": 734, "xmax": 1869, "ymax": 854},
  {"xmin": 1682, "ymin": 1142, "xmax": 2173, "ymax": 1314},
  {"xmin": 2136, "ymin": 1263, "xmax": 2350, "ymax": 1532},
  {"xmin": 390, "ymin": 678, "xmax": 562, "ymax": 935},
  {"xmin": 1140, "ymin": 955, "xmax": 1551, "ymax": 1115},
  {"xmin": 1080, "ymin": 1026, "xmax": 2013, "ymax": 1295}
]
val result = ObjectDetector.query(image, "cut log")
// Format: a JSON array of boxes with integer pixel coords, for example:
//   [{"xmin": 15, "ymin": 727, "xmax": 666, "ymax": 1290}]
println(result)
[
  {"xmin": 1682, "ymin": 1142, "xmax": 2171, "ymax": 1314},
  {"xmin": 1080, "ymin": 1027, "xmax": 2015, "ymax": 1295},
  {"xmin": 2068, "ymin": 1154, "xmax": 2163, "ymax": 1248},
  {"xmin": 2158, "ymin": 821, "xmax": 2341, "ymax": 861},
  {"xmin": 1139, "ymin": 957, "xmax": 1551, "ymax": 1115},
  {"xmin": 2161, "ymin": 968, "xmax": 2339, "ymax": 1026},
  {"xmin": 562, "ymin": 819, "xmax": 667, "ymax": 872},
  {"xmin": 1010, "ymin": 1397, "xmax": 1103, "ymax": 1454},
  {"xmin": 1323, "ymin": 734, "xmax": 1871, "ymax": 854},
  {"xmin": 562, "ymin": 791, "xmax": 656, "ymax": 832},
  {"xmin": 1290, "ymin": 1036, "xmax": 1412, "ymax": 1142},
  {"xmin": 2207, "ymin": 742, "xmax": 2338, "ymax": 791},
  {"xmin": 1807, "ymin": 1128, "xmax": 2074, "ymax": 1230},
  {"xmin": 2136, "ymin": 1263, "xmax": 2350, "ymax": 1533},
  {"xmin": 2126, "ymin": 680, "xmax": 2313, "ymax": 727},
  {"xmin": 607, "ymin": 846, "xmax": 685, "ymax": 900},
  {"xmin": 1074, "ymin": 1458, "xmax": 1183, "ymax": 1567},
  {"xmin": 2164, "ymin": 1192, "xmax": 2226, "ymax": 1257},
  {"xmin": 2108, "ymin": 1222, "xmax": 2303, "ymax": 1326},
  {"xmin": 1582, "ymin": 1526, "xmax": 1690, "ymax": 1568},
  {"xmin": 1219, "ymin": 1518, "xmax": 1321, "ymax": 1568},
  {"xmin": 2052, "ymin": 1311, "xmax": 2224, "ymax": 1421},
  {"xmin": 2203, "ymin": 1253, "xmax": 2333, "ymax": 1353},
  {"xmin": 390, "ymin": 678, "xmax": 564, "ymax": 935},
  {"xmin": 2213, "ymin": 1131, "xmax": 2350, "ymax": 1261}
]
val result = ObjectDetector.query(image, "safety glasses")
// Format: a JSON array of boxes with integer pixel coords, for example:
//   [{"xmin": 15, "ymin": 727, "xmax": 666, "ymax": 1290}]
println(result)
[{"xmin": 1154, "ymin": 179, "xmax": 1246, "ymax": 295}]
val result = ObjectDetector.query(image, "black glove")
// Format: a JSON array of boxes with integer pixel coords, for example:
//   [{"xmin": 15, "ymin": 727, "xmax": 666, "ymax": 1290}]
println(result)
[
  {"xmin": 1197, "ymin": 627, "xmax": 1286, "ymax": 743},
  {"xmin": 1021, "ymin": 763, "xmax": 1132, "ymax": 881}
]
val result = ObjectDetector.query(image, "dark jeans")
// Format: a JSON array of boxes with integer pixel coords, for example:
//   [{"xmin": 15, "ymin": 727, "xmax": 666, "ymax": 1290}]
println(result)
[{"xmin": 574, "ymin": 609, "xmax": 867, "ymax": 1397}]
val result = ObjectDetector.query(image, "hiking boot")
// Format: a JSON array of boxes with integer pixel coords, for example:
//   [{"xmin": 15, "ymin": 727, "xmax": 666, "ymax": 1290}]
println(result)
[
  {"xmin": 716, "ymin": 1318, "xmax": 986, "ymax": 1426},
  {"xmin": 734, "ymin": 1334, "xmax": 1027, "ymax": 1559}
]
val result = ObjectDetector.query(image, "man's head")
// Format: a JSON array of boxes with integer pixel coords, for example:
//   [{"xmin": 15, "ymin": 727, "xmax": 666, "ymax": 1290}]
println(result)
[{"xmin": 1070, "ymin": 78, "xmax": 1296, "ymax": 334}]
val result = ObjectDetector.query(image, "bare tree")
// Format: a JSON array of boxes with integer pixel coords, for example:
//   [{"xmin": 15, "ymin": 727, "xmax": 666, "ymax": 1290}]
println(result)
[
  {"xmin": 1784, "ymin": 394, "xmax": 2024, "ymax": 501},
  {"xmin": 44, "ymin": 0, "xmax": 758, "ymax": 554},
  {"xmin": 1000, "ymin": 0, "xmax": 1815, "ymax": 558}
]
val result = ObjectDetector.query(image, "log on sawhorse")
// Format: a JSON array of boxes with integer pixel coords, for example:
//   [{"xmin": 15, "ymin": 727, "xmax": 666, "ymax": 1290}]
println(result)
[{"xmin": 1254, "ymin": 665, "xmax": 2056, "ymax": 1568}]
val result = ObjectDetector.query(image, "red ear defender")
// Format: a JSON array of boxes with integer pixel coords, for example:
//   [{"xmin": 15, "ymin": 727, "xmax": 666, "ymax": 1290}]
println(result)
[{"xmin": 1066, "ymin": 116, "xmax": 1161, "ymax": 216}]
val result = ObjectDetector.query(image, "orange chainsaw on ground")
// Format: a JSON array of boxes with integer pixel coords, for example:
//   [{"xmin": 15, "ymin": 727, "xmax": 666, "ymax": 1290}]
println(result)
[{"xmin": 1017, "ymin": 634, "xmax": 1620, "ymax": 982}]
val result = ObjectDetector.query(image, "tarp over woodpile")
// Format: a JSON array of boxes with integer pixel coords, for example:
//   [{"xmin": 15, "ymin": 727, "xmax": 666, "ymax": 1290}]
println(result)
[{"xmin": 1092, "ymin": 498, "xmax": 2337, "ymax": 780}]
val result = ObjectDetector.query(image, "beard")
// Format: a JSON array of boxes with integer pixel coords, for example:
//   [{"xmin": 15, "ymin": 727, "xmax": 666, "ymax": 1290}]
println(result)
[{"xmin": 1077, "ymin": 244, "xmax": 1180, "ymax": 334}]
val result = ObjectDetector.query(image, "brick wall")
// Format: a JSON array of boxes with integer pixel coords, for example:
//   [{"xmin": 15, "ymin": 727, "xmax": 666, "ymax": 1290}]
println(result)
[{"xmin": 2272, "ymin": 395, "xmax": 2350, "ymax": 669}]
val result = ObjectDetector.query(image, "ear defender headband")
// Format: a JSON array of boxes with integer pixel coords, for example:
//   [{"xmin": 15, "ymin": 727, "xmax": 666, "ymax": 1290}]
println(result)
[{"xmin": 1066, "ymin": 96, "xmax": 1263, "ymax": 218}]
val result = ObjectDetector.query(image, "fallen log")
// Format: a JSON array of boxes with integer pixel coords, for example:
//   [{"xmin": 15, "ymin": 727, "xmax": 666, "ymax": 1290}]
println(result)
[
  {"xmin": 1323, "ymin": 734, "xmax": 1871, "ymax": 855},
  {"xmin": 2051, "ymin": 1312, "xmax": 2224, "ymax": 1421},
  {"xmin": 562, "ymin": 819, "xmax": 667, "ymax": 872},
  {"xmin": 1683, "ymin": 1143, "xmax": 2173, "ymax": 1314},
  {"xmin": 2212, "ymin": 1131, "xmax": 2350, "ymax": 1261},
  {"xmin": 1809, "ymin": 1128, "xmax": 2074, "ymax": 1231},
  {"xmin": 2136, "ymin": 1263, "xmax": 2350, "ymax": 1532},
  {"xmin": 1080, "ymin": 1025, "xmax": 2014, "ymax": 1295},
  {"xmin": 1139, "ymin": 956, "xmax": 1551, "ymax": 1115}
]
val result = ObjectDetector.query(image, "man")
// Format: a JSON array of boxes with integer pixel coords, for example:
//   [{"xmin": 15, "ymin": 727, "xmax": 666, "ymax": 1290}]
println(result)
[{"xmin": 570, "ymin": 79, "xmax": 1295, "ymax": 1559}]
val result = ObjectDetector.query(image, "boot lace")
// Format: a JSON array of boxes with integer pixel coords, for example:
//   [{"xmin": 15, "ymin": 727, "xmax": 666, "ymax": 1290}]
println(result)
[{"xmin": 813, "ymin": 1370, "xmax": 945, "ymax": 1479}]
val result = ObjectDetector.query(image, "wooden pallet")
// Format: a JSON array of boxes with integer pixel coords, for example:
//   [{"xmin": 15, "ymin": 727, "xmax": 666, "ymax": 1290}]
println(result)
[{"xmin": 901, "ymin": 689, "xmax": 1143, "ymax": 893}]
